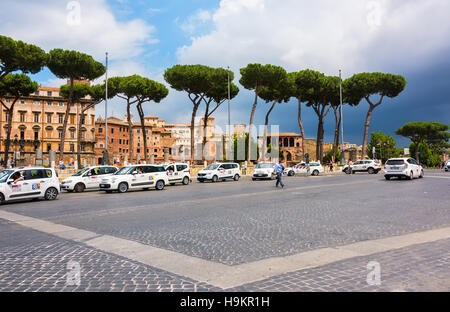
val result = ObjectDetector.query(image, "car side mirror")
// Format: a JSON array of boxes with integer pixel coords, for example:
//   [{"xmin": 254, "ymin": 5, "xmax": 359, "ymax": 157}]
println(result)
[
  {"xmin": 132, "ymin": 171, "xmax": 138, "ymax": 175},
  {"xmin": 7, "ymin": 180, "xmax": 12, "ymax": 185}
]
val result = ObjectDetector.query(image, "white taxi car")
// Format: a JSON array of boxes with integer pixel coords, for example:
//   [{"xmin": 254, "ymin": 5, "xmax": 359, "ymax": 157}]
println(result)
[
  {"xmin": 99, "ymin": 164, "xmax": 169, "ymax": 193},
  {"xmin": 197, "ymin": 162, "xmax": 241, "ymax": 182},
  {"xmin": 252, "ymin": 162, "xmax": 276, "ymax": 180},
  {"xmin": 444, "ymin": 160, "xmax": 450, "ymax": 172},
  {"xmin": 164, "ymin": 162, "xmax": 191, "ymax": 185},
  {"xmin": 343, "ymin": 160, "xmax": 381, "ymax": 174},
  {"xmin": 384, "ymin": 157, "xmax": 424, "ymax": 180},
  {"xmin": 285, "ymin": 162, "xmax": 324, "ymax": 176},
  {"xmin": 0, "ymin": 167, "xmax": 60, "ymax": 204},
  {"xmin": 60, "ymin": 165, "xmax": 118, "ymax": 192}
]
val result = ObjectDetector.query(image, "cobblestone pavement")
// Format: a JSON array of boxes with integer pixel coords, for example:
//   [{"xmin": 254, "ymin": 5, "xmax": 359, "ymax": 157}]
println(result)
[
  {"xmin": 0, "ymin": 219, "xmax": 221, "ymax": 292},
  {"xmin": 228, "ymin": 238, "xmax": 450, "ymax": 292},
  {"xmin": 6, "ymin": 173, "xmax": 446, "ymax": 266},
  {"xmin": 1, "ymin": 171, "xmax": 449, "ymax": 291},
  {"xmin": 1, "ymin": 216, "xmax": 448, "ymax": 291}
]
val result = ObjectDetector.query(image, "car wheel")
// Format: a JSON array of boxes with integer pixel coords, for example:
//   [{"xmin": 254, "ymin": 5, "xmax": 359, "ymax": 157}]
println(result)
[
  {"xmin": 344, "ymin": 169, "xmax": 349, "ymax": 174},
  {"xmin": 312, "ymin": 170, "xmax": 319, "ymax": 176},
  {"xmin": 182, "ymin": 176, "xmax": 190, "ymax": 185},
  {"xmin": 288, "ymin": 171, "xmax": 294, "ymax": 176},
  {"xmin": 408, "ymin": 171, "xmax": 414, "ymax": 180},
  {"xmin": 385, "ymin": 176, "xmax": 391, "ymax": 180},
  {"xmin": 118, "ymin": 182, "xmax": 128, "ymax": 193},
  {"xmin": 74, "ymin": 183, "xmax": 85, "ymax": 193},
  {"xmin": 156, "ymin": 180, "xmax": 165, "ymax": 190},
  {"xmin": 233, "ymin": 174, "xmax": 240, "ymax": 181},
  {"xmin": 44, "ymin": 187, "xmax": 58, "ymax": 200},
  {"xmin": 368, "ymin": 168, "xmax": 374, "ymax": 174},
  {"xmin": 0, "ymin": 193, "xmax": 5, "ymax": 205},
  {"xmin": 212, "ymin": 175, "xmax": 218, "ymax": 183}
]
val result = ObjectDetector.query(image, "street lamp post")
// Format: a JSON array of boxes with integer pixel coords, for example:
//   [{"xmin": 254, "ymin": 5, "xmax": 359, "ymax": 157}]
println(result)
[
  {"xmin": 339, "ymin": 69, "xmax": 345, "ymax": 165},
  {"xmin": 227, "ymin": 66, "xmax": 231, "ymax": 160},
  {"xmin": 103, "ymin": 52, "xmax": 109, "ymax": 165}
]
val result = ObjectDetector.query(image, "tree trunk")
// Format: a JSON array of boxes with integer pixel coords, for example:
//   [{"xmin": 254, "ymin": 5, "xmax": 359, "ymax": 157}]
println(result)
[
  {"xmin": 202, "ymin": 104, "xmax": 210, "ymax": 162},
  {"xmin": 414, "ymin": 140, "xmax": 420, "ymax": 163},
  {"xmin": 297, "ymin": 97, "xmax": 306, "ymax": 159},
  {"xmin": 333, "ymin": 106, "xmax": 340, "ymax": 162},
  {"xmin": 362, "ymin": 105, "xmax": 375, "ymax": 159},
  {"xmin": 190, "ymin": 104, "xmax": 199, "ymax": 163},
  {"xmin": 76, "ymin": 107, "xmax": 84, "ymax": 167},
  {"xmin": 127, "ymin": 101, "xmax": 134, "ymax": 163},
  {"xmin": 136, "ymin": 103, "xmax": 148, "ymax": 164},
  {"xmin": 247, "ymin": 89, "xmax": 258, "ymax": 163},
  {"xmin": 3, "ymin": 103, "xmax": 15, "ymax": 166},
  {"xmin": 263, "ymin": 100, "xmax": 277, "ymax": 161},
  {"xmin": 316, "ymin": 117, "xmax": 324, "ymax": 162},
  {"xmin": 59, "ymin": 78, "xmax": 74, "ymax": 162}
]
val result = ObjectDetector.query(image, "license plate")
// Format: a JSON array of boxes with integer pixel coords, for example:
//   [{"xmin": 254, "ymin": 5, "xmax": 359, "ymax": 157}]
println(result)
[{"xmin": 392, "ymin": 166, "xmax": 400, "ymax": 170}]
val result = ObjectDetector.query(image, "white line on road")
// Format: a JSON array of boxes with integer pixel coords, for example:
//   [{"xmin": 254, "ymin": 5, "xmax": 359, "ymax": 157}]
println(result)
[{"xmin": 1, "ymin": 209, "xmax": 449, "ymax": 289}]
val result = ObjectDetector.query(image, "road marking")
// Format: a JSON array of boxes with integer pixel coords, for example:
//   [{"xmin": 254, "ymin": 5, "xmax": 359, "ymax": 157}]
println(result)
[
  {"xmin": 1, "ymin": 209, "xmax": 449, "ymax": 289},
  {"xmin": 425, "ymin": 176, "xmax": 450, "ymax": 179}
]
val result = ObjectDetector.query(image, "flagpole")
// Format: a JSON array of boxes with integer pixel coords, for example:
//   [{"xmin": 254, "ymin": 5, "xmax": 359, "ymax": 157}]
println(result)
[{"xmin": 104, "ymin": 52, "xmax": 109, "ymax": 165}]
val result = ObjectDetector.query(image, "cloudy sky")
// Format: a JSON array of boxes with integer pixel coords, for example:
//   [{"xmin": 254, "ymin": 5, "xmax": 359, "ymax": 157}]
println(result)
[{"xmin": 2, "ymin": 0, "xmax": 449, "ymax": 147}]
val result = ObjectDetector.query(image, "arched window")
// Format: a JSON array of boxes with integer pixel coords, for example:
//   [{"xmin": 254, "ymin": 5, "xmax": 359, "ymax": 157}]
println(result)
[
  {"xmin": 283, "ymin": 138, "xmax": 288, "ymax": 147},
  {"xmin": 289, "ymin": 138, "xmax": 294, "ymax": 147}
]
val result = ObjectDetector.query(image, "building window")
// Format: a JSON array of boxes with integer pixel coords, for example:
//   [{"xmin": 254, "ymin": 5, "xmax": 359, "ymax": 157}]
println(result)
[
  {"xmin": 20, "ymin": 100, "xmax": 25, "ymax": 104},
  {"xmin": 70, "ymin": 130, "xmax": 75, "ymax": 139},
  {"xmin": 47, "ymin": 114, "xmax": 52, "ymax": 123},
  {"xmin": 6, "ymin": 98, "xmax": 10, "ymax": 103},
  {"xmin": 58, "ymin": 130, "xmax": 63, "ymax": 138},
  {"xmin": 59, "ymin": 102, "xmax": 63, "ymax": 106},
  {"xmin": 34, "ymin": 113, "xmax": 39, "ymax": 123},
  {"xmin": 58, "ymin": 144, "xmax": 62, "ymax": 151},
  {"xmin": 81, "ymin": 116, "xmax": 85, "ymax": 125},
  {"xmin": 47, "ymin": 91, "xmax": 52, "ymax": 96},
  {"xmin": 20, "ymin": 112, "xmax": 25, "ymax": 122},
  {"xmin": 34, "ymin": 91, "xmax": 39, "ymax": 95},
  {"xmin": 154, "ymin": 149, "xmax": 157, "ymax": 153},
  {"xmin": 34, "ymin": 100, "xmax": 40, "ymax": 105},
  {"xmin": 81, "ymin": 132, "xmax": 85, "ymax": 140},
  {"xmin": 111, "ymin": 128, "xmax": 114, "ymax": 133},
  {"xmin": 34, "ymin": 131, "xmax": 39, "ymax": 141},
  {"xmin": 59, "ymin": 115, "xmax": 63, "ymax": 123},
  {"xmin": 98, "ymin": 128, "xmax": 103, "ymax": 133},
  {"xmin": 70, "ymin": 115, "xmax": 75, "ymax": 124},
  {"xmin": 119, "ymin": 148, "xmax": 122, "ymax": 152},
  {"xmin": 20, "ymin": 129, "xmax": 25, "ymax": 140},
  {"xmin": 119, "ymin": 139, "xmax": 122, "ymax": 144},
  {"xmin": 47, "ymin": 143, "xmax": 51, "ymax": 152},
  {"xmin": 81, "ymin": 144, "xmax": 85, "ymax": 152},
  {"xmin": 110, "ymin": 138, "xmax": 113, "ymax": 143},
  {"xmin": 99, "ymin": 143, "xmax": 104, "ymax": 148},
  {"xmin": 47, "ymin": 101, "xmax": 52, "ymax": 106},
  {"xmin": 70, "ymin": 144, "xmax": 74, "ymax": 152},
  {"xmin": 137, "ymin": 148, "xmax": 140, "ymax": 153}
]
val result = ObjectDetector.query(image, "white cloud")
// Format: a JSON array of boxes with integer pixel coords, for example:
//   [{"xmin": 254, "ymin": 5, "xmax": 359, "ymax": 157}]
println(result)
[
  {"xmin": 180, "ymin": 9, "xmax": 213, "ymax": 35},
  {"xmin": 177, "ymin": 0, "xmax": 450, "ymax": 75},
  {"xmin": 1, "ymin": 0, "xmax": 157, "ymax": 63}
]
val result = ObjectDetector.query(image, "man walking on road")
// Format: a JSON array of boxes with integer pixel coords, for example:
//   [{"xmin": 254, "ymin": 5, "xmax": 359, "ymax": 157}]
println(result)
[{"xmin": 275, "ymin": 160, "xmax": 285, "ymax": 188}]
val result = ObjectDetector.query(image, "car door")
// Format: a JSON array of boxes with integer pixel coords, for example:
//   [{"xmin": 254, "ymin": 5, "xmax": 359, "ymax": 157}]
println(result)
[
  {"xmin": 408, "ymin": 158, "xmax": 420, "ymax": 177},
  {"xmin": 84, "ymin": 167, "xmax": 101, "ymax": 189},
  {"xmin": 176, "ymin": 164, "xmax": 189, "ymax": 179},
  {"xmin": 6, "ymin": 171, "xmax": 31, "ymax": 200},
  {"xmin": 23, "ymin": 169, "xmax": 45, "ymax": 198},
  {"xmin": 217, "ymin": 165, "xmax": 226, "ymax": 178},
  {"xmin": 130, "ymin": 166, "xmax": 149, "ymax": 188}
]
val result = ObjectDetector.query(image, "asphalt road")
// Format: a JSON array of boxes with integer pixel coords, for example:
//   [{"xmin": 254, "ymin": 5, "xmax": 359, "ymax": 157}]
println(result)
[{"xmin": 0, "ymin": 170, "xmax": 449, "ymax": 291}]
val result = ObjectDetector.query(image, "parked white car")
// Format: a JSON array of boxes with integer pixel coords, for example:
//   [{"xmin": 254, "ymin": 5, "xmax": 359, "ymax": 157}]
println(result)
[
  {"xmin": 99, "ymin": 164, "xmax": 169, "ymax": 193},
  {"xmin": 252, "ymin": 162, "xmax": 277, "ymax": 180},
  {"xmin": 164, "ymin": 162, "xmax": 191, "ymax": 185},
  {"xmin": 0, "ymin": 167, "xmax": 60, "ymax": 204},
  {"xmin": 285, "ymin": 162, "xmax": 324, "ymax": 176},
  {"xmin": 384, "ymin": 157, "xmax": 424, "ymax": 180},
  {"xmin": 60, "ymin": 165, "xmax": 118, "ymax": 192},
  {"xmin": 444, "ymin": 160, "xmax": 450, "ymax": 172},
  {"xmin": 342, "ymin": 160, "xmax": 381, "ymax": 174},
  {"xmin": 197, "ymin": 162, "xmax": 241, "ymax": 182}
]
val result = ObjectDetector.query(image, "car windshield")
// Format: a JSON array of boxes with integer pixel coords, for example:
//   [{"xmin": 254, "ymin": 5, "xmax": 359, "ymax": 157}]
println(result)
[
  {"xmin": 386, "ymin": 160, "xmax": 405, "ymax": 165},
  {"xmin": 205, "ymin": 164, "xmax": 220, "ymax": 170},
  {"xmin": 72, "ymin": 168, "xmax": 90, "ymax": 176},
  {"xmin": 0, "ymin": 170, "xmax": 13, "ymax": 183},
  {"xmin": 114, "ymin": 167, "xmax": 135, "ymax": 175},
  {"xmin": 256, "ymin": 163, "xmax": 273, "ymax": 168}
]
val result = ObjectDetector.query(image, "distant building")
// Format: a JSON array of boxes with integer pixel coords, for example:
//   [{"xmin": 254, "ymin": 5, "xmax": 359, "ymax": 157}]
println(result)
[
  {"xmin": 94, "ymin": 114, "xmax": 176, "ymax": 165},
  {"xmin": 0, "ymin": 84, "xmax": 96, "ymax": 166}
]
